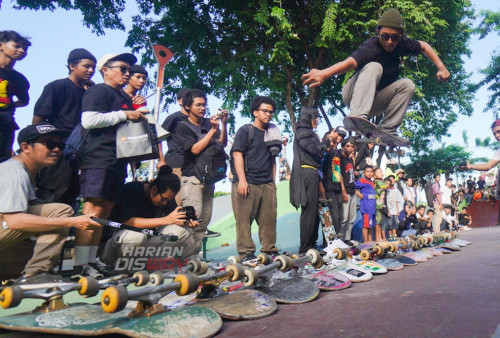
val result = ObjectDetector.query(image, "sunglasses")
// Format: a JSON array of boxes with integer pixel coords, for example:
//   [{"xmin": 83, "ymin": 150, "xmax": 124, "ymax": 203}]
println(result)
[
  {"xmin": 32, "ymin": 140, "xmax": 65, "ymax": 151},
  {"xmin": 107, "ymin": 65, "xmax": 131, "ymax": 74},
  {"xmin": 378, "ymin": 33, "xmax": 403, "ymax": 42}
]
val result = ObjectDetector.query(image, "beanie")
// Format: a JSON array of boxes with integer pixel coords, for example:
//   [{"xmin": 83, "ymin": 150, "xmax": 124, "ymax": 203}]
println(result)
[{"xmin": 377, "ymin": 8, "xmax": 404, "ymax": 31}]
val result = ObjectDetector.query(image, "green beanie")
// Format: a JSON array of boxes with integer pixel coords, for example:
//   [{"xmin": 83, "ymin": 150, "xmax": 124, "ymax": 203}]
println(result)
[{"xmin": 377, "ymin": 8, "xmax": 404, "ymax": 30}]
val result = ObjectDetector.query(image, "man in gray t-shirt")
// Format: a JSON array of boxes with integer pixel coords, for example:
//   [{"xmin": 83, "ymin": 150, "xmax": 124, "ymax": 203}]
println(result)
[{"xmin": 0, "ymin": 123, "xmax": 99, "ymax": 284}]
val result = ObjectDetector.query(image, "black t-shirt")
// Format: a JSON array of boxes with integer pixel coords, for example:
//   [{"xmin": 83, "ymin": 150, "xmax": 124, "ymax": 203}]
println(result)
[
  {"xmin": 231, "ymin": 124, "xmax": 274, "ymax": 184},
  {"xmin": 79, "ymin": 83, "xmax": 133, "ymax": 170},
  {"xmin": 477, "ymin": 179, "xmax": 486, "ymax": 189},
  {"xmin": 466, "ymin": 179, "xmax": 475, "ymax": 191},
  {"xmin": 0, "ymin": 67, "xmax": 29, "ymax": 114},
  {"xmin": 340, "ymin": 152, "xmax": 356, "ymax": 194},
  {"xmin": 33, "ymin": 78, "xmax": 85, "ymax": 136},
  {"xmin": 350, "ymin": 36, "xmax": 422, "ymax": 89},
  {"xmin": 112, "ymin": 181, "xmax": 177, "ymax": 223},
  {"xmin": 161, "ymin": 111, "xmax": 189, "ymax": 168},
  {"xmin": 174, "ymin": 118, "xmax": 221, "ymax": 177},
  {"xmin": 322, "ymin": 148, "xmax": 342, "ymax": 193}
]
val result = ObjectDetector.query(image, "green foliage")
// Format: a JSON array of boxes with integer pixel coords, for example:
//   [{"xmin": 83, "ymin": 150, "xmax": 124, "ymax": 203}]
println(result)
[
  {"xmin": 474, "ymin": 136, "xmax": 500, "ymax": 150},
  {"xmin": 13, "ymin": 0, "xmax": 475, "ymax": 143},
  {"xmin": 404, "ymin": 144, "xmax": 471, "ymax": 183}
]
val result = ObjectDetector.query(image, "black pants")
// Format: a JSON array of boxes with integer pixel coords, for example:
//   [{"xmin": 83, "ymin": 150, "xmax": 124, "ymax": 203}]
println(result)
[
  {"xmin": 299, "ymin": 168, "xmax": 320, "ymax": 253},
  {"xmin": 326, "ymin": 191, "xmax": 343, "ymax": 234},
  {"xmin": 0, "ymin": 129, "xmax": 14, "ymax": 163}
]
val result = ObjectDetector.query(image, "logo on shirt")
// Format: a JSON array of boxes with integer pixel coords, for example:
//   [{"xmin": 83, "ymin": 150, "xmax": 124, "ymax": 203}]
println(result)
[{"xmin": 0, "ymin": 79, "xmax": 10, "ymax": 108}]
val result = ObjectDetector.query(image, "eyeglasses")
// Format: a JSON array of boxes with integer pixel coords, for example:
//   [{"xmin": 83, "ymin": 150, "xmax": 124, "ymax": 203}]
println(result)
[
  {"xmin": 258, "ymin": 109, "xmax": 274, "ymax": 115},
  {"xmin": 32, "ymin": 140, "xmax": 65, "ymax": 151},
  {"xmin": 193, "ymin": 103, "xmax": 207, "ymax": 108},
  {"xmin": 107, "ymin": 65, "xmax": 131, "ymax": 74},
  {"xmin": 378, "ymin": 33, "xmax": 402, "ymax": 42}
]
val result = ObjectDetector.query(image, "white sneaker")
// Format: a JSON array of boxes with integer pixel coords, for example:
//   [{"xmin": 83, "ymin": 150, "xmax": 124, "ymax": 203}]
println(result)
[{"xmin": 462, "ymin": 226, "xmax": 471, "ymax": 231}]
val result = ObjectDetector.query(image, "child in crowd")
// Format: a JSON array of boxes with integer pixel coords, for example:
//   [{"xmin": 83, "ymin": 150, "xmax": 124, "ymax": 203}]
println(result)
[
  {"xmin": 458, "ymin": 207, "xmax": 472, "ymax": 231},
  {"xmin": 355, "ymin": 166, "xmax": 376, "ymax": 243}
]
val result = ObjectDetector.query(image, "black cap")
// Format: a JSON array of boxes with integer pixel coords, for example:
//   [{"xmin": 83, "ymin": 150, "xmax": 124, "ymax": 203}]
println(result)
[
  {"xmin": 18, "ymin": 123, "xmax": 66, "ymax": 146},
  {"xmin": 130, "ymin": 65, "xmax": 148, "ymax": 77},
  {"xmin": 67, "ymin": 48, "xmax": 96, "ymax": 64}
]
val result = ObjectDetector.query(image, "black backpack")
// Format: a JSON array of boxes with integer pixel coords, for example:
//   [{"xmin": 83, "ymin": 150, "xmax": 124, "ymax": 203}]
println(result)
[
  {"xmin": 63, "ymin": 123, "xmax": 89, "ymax": 169},
  {"xmin": 184, "ymin": 120, "xmax": 228, "ymax": 185},
  {"xmin": 425, "ymin": 181, "xmax": 434, "ymax": 206}
]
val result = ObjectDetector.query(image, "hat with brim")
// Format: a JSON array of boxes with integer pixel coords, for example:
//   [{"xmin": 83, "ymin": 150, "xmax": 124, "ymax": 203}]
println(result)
[
  {"xmin": 17, "ymin": 123, "xmax": 66, "ymax": 146},
  {"xmin": 395, "ymin": 168, "xmax": 405, "ymax": 175},
  {"xmin": 97, "ymin": 53, "xmax": 137, "ymax": 72}
]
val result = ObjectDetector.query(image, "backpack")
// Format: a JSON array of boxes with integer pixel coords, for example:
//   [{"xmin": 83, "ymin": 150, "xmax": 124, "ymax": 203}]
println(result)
[
  {"xmin": 424, "ymin": 181, "xmax": 434, "ymax": 206},
  {"xmin": 184, "ymin": 120, "xmax": 228, "ymax": 185},
  {"xmin": 229, "ymin": 124, "xmax": 255, "ymax": 176},
  {"xmin": 63, "ymin": 123, "xmax": 89, "ymax": 169}
]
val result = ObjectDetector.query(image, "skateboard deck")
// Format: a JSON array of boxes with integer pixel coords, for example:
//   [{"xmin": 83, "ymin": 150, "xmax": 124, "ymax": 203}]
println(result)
[
  {"xmin": 376, "ymin": 258, "xmax": 404, "ymax": 271},
  {"xmin": 0, "ymin": 303, "xmax": 222, "ymax": 337},
  {"xmin": 319, "ymin": 199, "xmax": 338, "ymax": 242},
  {"xmin": 403, "ymin": 252, "xmax": 427, "ymax": 262},
  {"xmin": 392, "ymin": 255, "xmax": 418, "ymax": 266},
  {"xmin": 343, "ymin": 116, "xmax": 408, "ymax": 147},
  {"xmin": 416, "ymin": 249, "xmax": 434, "ymax": 259},
  {"xmin": 301, "ymin": 269, "xmax": 352, "ymax": 291},
  {"xmin": 329, "ymin": 261, "xmax": 373, "ymax": 282},
  {"xmin": 199, "ymin": 289, "xmax": 277, "ymax": 320},
  {"xmin": 450, "ymin": 239, "xmax": 468, "ymax": 247},
  {"xmin": 254, "ymin": 277, "xmax": 319, "ymax": 304},
  {"xmin": 420, "ymin": 247, "xmax": 443, "ymax": 256},
  {"xmin": 439, "ymin": 243, "xmax": 461, "ymax": 251},
  {"xmin": 350, "ymin": 260, "xmax": 388, "ymax": 274},
  {"xmin": 434, "ymin": 247, "xmax": 453, "ymax": 254}
]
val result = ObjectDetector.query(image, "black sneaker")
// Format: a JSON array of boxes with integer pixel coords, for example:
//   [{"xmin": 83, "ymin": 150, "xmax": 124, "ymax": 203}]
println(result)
[
  {"xmin": 71, "ymin": 264, "xmax": 103, "ymax": 280},
  {"xmin": 89, "ymin": 258, "xmax": 118, "ymax": 278},
  {"xmin": 14, "ymin": 271, "xmax": 64, "ymax": 285},
  {"xmin": 204, "ymin": 229, "xmax": 221, "ymax": 238},
  {"xmin": 242, "ymin": 253, "xmax": 257, "ymax": 262}
]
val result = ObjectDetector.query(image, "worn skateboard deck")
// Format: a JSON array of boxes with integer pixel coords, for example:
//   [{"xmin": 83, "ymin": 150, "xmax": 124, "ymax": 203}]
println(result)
[
  {"xmin": 392, "ymin": 255, "xmax": 418, "ymax": 266},
  {"xmin": 439, "ymin": 243, "xmax": 461, "ymax": 251},
  {"xmin": 416, "ymin": 249, "xmax": 434, "ymax": 259},
  {"xmin": 403, "ymin": 252, "xmax": 427, "ymax": 262},
  {"xmin": 254, "ymin": 277, "xmax": 319, "ymax": 304},
  {"xmin": 376, "ymin": 258, "xmax": 404, "ymax": 271},
  {"xmin": 330, "ymin": 261, "xmax": 373, "ymax": 282},
  {"xmin": 0, "ymin": 303, "xmax": 222, "ymax": 337},
  {"xmin": 319, "ymin": 199, "xmax": 338, "ymax": 242},
  {"xmin": 420, "ymin": 247, "xmax": 443, "ymax": 256},
  {"xmin": 434, "ymin": 247, "xmax": 453, "ymax": 254},
  {"xmin": 343, "ymin": 116, "xmax": 408, "ymax": 147},
  {"xmin": 350, "ymin": 259, "xmax": 388, "ymax": 274},
  {"xmin": 301, "ymin": 269, "xmax": 352, "ymax": 291},
  {"xmin": 199, "ymin": 289, "xmax": 277, "ymax": 320},
  {"xmin": 450, "ymin": 238, "xmax": 468, "ymax": 247}
]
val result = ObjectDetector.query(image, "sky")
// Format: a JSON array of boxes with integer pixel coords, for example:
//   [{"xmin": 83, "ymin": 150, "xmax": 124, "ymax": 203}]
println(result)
[{"xmin": 0, "ymin": 0, "xmax": 499, "ymax": 190}]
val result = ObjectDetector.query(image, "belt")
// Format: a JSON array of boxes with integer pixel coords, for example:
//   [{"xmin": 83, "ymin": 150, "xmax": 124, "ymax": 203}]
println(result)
[{"xmin": 301, "ymin": 165, "xmax": 317, "ymax": 170}]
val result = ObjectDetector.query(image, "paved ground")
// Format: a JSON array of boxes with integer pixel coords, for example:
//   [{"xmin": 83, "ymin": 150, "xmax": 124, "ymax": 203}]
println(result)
[{"xmin": 218, "ymin": 226, "xmax": 500, "ymax": 337}]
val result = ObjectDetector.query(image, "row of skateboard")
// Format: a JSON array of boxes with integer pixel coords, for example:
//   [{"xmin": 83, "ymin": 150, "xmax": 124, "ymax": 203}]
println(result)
[{"xmin": 0, "ymin": 231, "xmax": 470, "ymax": 337}]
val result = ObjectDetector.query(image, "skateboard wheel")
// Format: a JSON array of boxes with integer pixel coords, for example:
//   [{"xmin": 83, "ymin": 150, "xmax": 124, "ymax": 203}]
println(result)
[
  {"xmin": 291, "ymin": 253, "xmax": 299, "ymax": 259},
  {"xmin": 312, "ymin": 259, "xmax": 323, "ymax": 269},
  {"xmin": 101, "ymin": 285, "xmax": 128, "ymax": 313},
  {"xmin": 242, "ymin": 268, "xmax": 259, "ymax": 286},
  {"xmin": 306, "ymin": 249, "xmax": 321, "ymax": 265},
  {"xmin": 174, "ymin": 273, "xmax": 199, "ymax": 296},
  {"xmin": 149, "ymin": 272, "xmax": 164, "ymax": 286},
  {"xmin": 418, "ymin": 237, "xmax": 426, "ymax": 246},
  {"xmin": 132, "ymin": 271, "xmax": 150, "ymax": 287},
  {"xmin": 360, "ymin": 250, "xmax": 370, "ymax": 261},
  {"xmin": 388, "ymin": 242, "xmax": 397, "ymax": 252},
  {"xmin": 257, "ymin": 253, "xmax": 271, "ymax": 265},
  {"xmin": 374, "ymin": 246, "xmax": 383, "ymax": 256},
  {"xmin": 188, "ymin": 259, "xmax": 202, "ymax": 273},
  {"xmin": 198, "ymin": 261, "xmax": 209, "ymax": 275},
  {"xmin": 78, "ymin": 276, "xmax": 100, "ymax": 297},
  {"xmin": 227, "ymin": 255, "xmax": 241, "ymax": 264},
  {"xmin": 333, "ymin": 248, "xmax": 345, "ymax": 260},
  {"xmin": 0, "ymin": 286, "xmax": 22, "ymax": 309},
  {"xmin": 226, "ymin": 263, "xmax": 244, "ymax": 281},
  {"xmin": 275, "ymin": 255, "xmax": 293, "ymax": 272}
]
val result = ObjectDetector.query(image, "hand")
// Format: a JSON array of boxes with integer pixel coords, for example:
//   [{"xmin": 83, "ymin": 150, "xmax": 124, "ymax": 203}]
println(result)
[
  {"xmin": 218, "ymin": 109, "xmax": 229, "ymax": 124},
  {"xmin": 124, "ymin": 110, "xmax": 145, "ymax": 122},
  {"xmin": 341, "ymin": 191, "xmax": 348, "ymax": 202},
  {"xmin": 209, "ymin": 115, "xmax": 221, "ymax": 130},
  {"xmin": 328, "ymin": 130, "xmax": 338, "ymax": 142},
  {"xmin": 437, "ymin": 204, "xmax": 443, "ymax": 210},
  {"xmin": 132, "ymin": 95, "xmax": 147, "ymax": 107},
  {"xmin": 164, "ymin": 207, "xmax": 187, "ymax": 226},
  {"xmin": 436, "ymin": 68, "xmax": 450, "ymax": 82},
  {"xmin": 302, "ymin": 69, "xmax": 327, "ymax": 88},
  {"xmin": 319, "ymin": 184, "xmax": 326, "ymax": 199},
  {"xmin": 156, "ymin": 159, "xmax": 166, "ymax": 170},
  {"xmin": 186, "ymin": 219, "xmax": 199, "ymax": 228},
  {"xmin": 71, "ymin": 215, "xmax": 101, "ymax": 231},
  {"xmin": 238, "ymin": 180, "xmax": 249, "ymax": 198}
]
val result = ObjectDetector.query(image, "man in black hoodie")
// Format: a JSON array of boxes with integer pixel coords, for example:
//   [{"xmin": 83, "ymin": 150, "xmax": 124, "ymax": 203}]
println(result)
[{"xmin": 290, "ymin": 107, "xmax": 337, "ymax": 254}]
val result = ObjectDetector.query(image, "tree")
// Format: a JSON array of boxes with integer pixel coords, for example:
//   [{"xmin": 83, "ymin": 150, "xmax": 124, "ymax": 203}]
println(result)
[
  {"xmin": 475, "ymin": 9, "xmax": 500, "ymax": 117},
  {"xmin": 13, "ymin": 0, "xmax": 475, "ymax": 143}
]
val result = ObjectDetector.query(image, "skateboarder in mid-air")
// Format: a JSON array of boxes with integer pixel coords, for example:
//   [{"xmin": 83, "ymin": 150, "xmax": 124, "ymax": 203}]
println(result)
[{"xmin": 301, "ymin": 8, "xmax": 450, "ymax": 144}]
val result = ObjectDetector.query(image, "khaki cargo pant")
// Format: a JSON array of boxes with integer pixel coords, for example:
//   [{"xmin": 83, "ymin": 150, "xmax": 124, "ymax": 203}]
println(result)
[
  {"xmin": 0, "ymin": 203, "xmax": 72, "ymax": 278},
  {"xmin": 232, "ymin": 182, "xmax": 278, "ymax": 255},
  {"xmin": 180, "ymin": 176, "xmax": 215, "ymax": 255}
]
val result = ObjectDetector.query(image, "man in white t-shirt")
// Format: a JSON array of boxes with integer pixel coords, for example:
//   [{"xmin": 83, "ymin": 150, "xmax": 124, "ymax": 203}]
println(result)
[
  {"xmin": 463, "ymin": 120, "xmax": 500, "ymax": 226},
  {"xmin": 441, "ymin": 178, "xmax": 453, "ymax": 205},
  {"xmin": 0, "ymin": 124, "xmax": 99, "ymax": 284}
]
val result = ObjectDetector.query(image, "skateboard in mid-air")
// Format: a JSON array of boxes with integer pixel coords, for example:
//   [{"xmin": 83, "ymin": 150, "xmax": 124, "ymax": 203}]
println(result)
[{"xmin": 343, "ymin": 116, "xmax": 409, "ymax": 147}]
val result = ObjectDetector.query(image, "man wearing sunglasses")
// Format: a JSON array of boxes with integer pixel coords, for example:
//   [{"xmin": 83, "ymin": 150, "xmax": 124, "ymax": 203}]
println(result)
[
  {"xmin": 302, "ymin": 8, "xmax": 450, "ymax": 144},
  {"xmin": 74, "ymin": 53, "xmax": 145, "ymax": 279},
  {"xmin": 0, "ymin": 123, "xmax": 100, "ymax": 284}
]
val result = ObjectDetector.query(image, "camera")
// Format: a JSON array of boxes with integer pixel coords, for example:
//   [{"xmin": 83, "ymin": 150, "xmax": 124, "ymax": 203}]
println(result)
[
  {"xmin": 180, "ymin": 206, "xmax": 197, "ymax": 221},
  {"xmin": 216, "ymin": 109, "xmax": 225, "ymax": 117}
]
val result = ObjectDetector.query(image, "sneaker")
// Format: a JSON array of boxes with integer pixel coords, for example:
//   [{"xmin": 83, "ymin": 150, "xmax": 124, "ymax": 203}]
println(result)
[
  {"xmin": 241, "ymin": 253, "xmax": 257, "ymax": 262},
  {"xmin": 14, "ymin": 271, "xmax": 64, "ymax": 285},
  {"xmin": 462, "ymin": 226, "xmax": 472, "ymax": 231},
  {"xmin": 89, "ymin": 258, "xmax": 118, "ymax": 277},
  {"xmin": 204, "ymin": 229, "xmax": 221, "ymax": 238},
  {"xmin": 71, "ymin": 264, "xmax": 103, "ymax": 280}
]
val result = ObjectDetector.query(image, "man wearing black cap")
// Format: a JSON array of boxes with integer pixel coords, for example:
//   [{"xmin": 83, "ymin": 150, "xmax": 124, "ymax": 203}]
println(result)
[
  {"xmin": 32, "ymin": 48, "xmax": 96, "ymax": 205},
  {"xmin": 0, "ymin": 123, "xmax": 99, "ymax": 284},
  {"xmin": 74, "ymin": 52, "xmax": 144, "ymax": 279},
  {"xmin": 302, "ymin": 8, "xmax": 450, "ymax": 144},
  {"xmin": 290, "ymin": 107, "xmax": 337, "ymax": 254}
]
